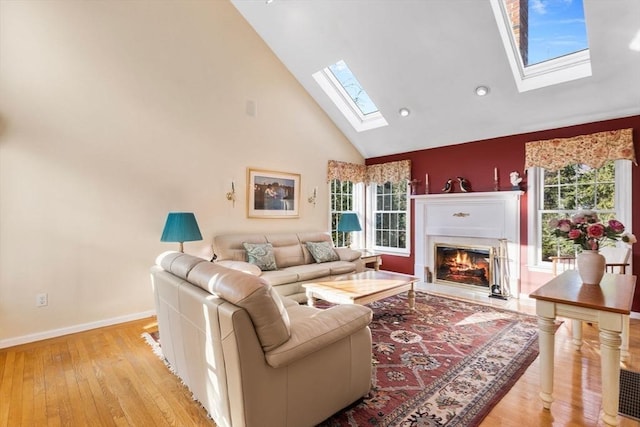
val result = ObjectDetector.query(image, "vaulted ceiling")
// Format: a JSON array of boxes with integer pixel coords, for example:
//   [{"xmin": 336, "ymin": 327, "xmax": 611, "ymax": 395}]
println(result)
[{"xmin": 231, "ymin": 0, "xmax": 640, "ymax": 159}]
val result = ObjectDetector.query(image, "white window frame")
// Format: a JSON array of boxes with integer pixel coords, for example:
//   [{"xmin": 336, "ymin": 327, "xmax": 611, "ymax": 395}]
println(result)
[
  {"xmin": 313, "ymin": 66, "xmax": 388, "ymax": 132},
  {"xmin": 526, "ymin": 160, "xmax": 632, "ymax": 272},
  {"xmin": 366, "ymin": 182, "xmax": 410, "ymax": 256},
  {"xmin": 489, "ymin": 0, "xmax": 592, "ymax": 93}
]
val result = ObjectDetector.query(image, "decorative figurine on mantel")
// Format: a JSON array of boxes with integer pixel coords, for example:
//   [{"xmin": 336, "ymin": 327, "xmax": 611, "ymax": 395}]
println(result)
[
  {"xmin": 457, "ymin": 177, "xmax": 472, "ymax": 192},
  {"xmin": 442, "ymin": 178, "xmax": 454, "ymax": 193},
  {"xmin": 510, "ymin": 171, "xmax": 523, "ymax": 191}
]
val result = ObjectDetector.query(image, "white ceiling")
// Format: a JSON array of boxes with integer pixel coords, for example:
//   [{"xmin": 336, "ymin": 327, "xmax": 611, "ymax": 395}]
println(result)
[{"xmin": 231, "ymin": 0, "xmax": 640, "ymax": 159}]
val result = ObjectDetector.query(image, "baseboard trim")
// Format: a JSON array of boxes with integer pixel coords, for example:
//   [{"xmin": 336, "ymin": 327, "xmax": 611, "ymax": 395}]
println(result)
[{"xmin": 0, "ymin": 310, "xmax": 156, "ymax": 349}]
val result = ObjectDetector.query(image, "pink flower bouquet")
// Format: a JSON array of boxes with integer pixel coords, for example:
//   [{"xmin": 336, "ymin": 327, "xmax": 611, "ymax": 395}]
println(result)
[{"xmin": 549, "ymin": 210, "xmax": 636, "ymax": 251}]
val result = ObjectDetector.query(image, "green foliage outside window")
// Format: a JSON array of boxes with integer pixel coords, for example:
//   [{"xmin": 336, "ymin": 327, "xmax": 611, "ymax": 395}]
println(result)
[
  {"xmin": 330, "ymin": 180, "xmax": 354, "ymax": 247},
  {"xmin": 540, "ymin": 161, "xmax": 616, "ymax": 261},
  {"xmin": 374, "ymin": 181, "xmax": 407, "ymax": 249}
]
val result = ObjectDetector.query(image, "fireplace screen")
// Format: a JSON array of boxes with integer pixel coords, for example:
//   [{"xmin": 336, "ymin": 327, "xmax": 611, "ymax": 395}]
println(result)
[{"xmin": 434, "ymin": 243, "xmax": 493, "ymax": 288}]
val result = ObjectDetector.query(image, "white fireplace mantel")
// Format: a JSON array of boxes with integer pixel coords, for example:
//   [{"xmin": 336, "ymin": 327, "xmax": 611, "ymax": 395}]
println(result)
[{"xmin": 412, "ymin": 191, "xmax": 524, "ymax": 296}]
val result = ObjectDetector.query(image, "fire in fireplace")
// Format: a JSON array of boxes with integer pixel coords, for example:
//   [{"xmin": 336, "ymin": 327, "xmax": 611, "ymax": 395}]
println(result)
[{"xmin": 434, "ymin": 244, "xmax": 493, "ymax": 288}]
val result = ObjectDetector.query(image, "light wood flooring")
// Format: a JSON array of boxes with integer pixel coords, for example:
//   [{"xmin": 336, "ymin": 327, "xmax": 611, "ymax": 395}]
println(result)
[{"xmin": 1, "ymin": 290, "xmax": 639, "ymax": 426}]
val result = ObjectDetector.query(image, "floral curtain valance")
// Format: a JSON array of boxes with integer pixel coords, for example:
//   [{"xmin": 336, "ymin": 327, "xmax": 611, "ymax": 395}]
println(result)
[
  {"xmin": 327, "ymin": 160, "xmax": 366, "ymax": 183},
  {"xmin": 327, "ymin": 159, "xmax": 411, "ymax": 184},
  {"xmin": 366, "ymin": 159, "xmax": 411, "ymax": 184},
  {"xmin": 524, "ymin": 128, "xmax": 636, "ymax": 171}
]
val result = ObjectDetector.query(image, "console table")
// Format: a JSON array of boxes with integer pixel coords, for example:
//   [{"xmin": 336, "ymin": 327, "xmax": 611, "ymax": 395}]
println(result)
[
  {"xmin": 529, "ymin": 270, "xmax": 636, "ymax": 426},
  {"xmin": 357, "ymin": 250, "xmax": 382, "ymax": 271}
]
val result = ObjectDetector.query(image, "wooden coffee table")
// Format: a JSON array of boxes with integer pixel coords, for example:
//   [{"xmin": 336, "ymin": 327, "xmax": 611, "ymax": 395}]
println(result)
[{"xmin": 302, "ymin": 270, "xmax": 419, "ymax": 309}]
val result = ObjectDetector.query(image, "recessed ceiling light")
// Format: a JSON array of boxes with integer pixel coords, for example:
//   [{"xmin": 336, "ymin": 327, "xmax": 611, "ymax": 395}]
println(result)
[
  {"xmin": 399, "ymin": 108, "xmax": 410, "ymax": 117},
  {"xmin": 475, "ymin": 86, "xmax": 490, "ymax": 96}
]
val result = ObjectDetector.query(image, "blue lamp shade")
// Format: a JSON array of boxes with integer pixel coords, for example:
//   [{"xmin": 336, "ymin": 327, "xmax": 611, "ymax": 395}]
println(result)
[
  {"xmin": 160, "ymin": 212, "xmax": 203, "ymax": 252},
  {"xmin": 337, "ymin": 212, "xmax": 362, "ymax": 232}
]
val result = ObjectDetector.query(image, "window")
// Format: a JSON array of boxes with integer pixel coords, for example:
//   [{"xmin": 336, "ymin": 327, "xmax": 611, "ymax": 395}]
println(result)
[
  {"xmin": 490, "ymin": 0, "xmax": 591, "ymax": 92},
  {"xmin": 313, "ymin": 60, "xmax": 388, "ymax": 132},
  {"xmin": 528, "ymin": 160, "xmax": 632, "ymax": 269},
  {"xmin": 328, "ymin": 60, "xmax": 379, "ymax": 116},
  {"xmin": 330, "ymin": 180, "xmax": 364, "ymax": 248},
  {"xmin": 369, "ymin": 181, "xmax": 409, "ymax": 254},
  {"xmin": 526, "ymin": 0, "xmax": 588, "ymax": 66}
]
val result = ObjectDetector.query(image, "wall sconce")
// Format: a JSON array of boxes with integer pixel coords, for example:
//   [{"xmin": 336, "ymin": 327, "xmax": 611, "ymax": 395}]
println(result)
[
  {"xmin": 226, "ymin": 181, "xmax": 236, "ymax": 207},
  {"xmin": 307, "ymin": 186, "xmax": 317, "ymax": 206}
]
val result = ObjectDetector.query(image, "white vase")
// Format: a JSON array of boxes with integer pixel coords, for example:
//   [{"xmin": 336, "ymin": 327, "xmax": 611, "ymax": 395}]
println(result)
[{"xmin": 576, "ymin": 250, "xmax": 606, "ymax": 285}]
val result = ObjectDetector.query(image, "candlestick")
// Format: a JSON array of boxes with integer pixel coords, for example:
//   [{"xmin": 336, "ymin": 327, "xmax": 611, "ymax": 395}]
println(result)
[
  {"xmin": 493, "ymin": 168, "xmax": 499, "ymax": 191},
  {"xmin": 425, "ymin": 173, "xmax": 429, "ymax": 194},
  {"xmin": 494, "ymin": 167, "xmax": 498, "ymax": 181}
]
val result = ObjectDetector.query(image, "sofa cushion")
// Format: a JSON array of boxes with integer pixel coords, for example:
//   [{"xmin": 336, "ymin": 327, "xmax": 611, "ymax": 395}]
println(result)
[
  {"xmin": 265, "ymin": 234, "xmax": 306, "ymax": 268},
  {"xmin": 260, "ymin": 269, "xmax": 301, "ymax": 286},
  {"xmin": 214, "ymin": 234, "xmax": 267, "ymax": 261},
  {"xmin": 216, "ymin": 260, "xmax": 262, "ymax": 276},
  {"xmin": 157, "ymin": 251, "xmax": 205, "ymax": 280},
  {"xmin": 186, "ymin": 261, "xmax": 291, "ymax": 352},
  {"xmin": 305, "ymin": 241, "xmax": 340, "ymax": 263},
  {"xmin": 265, "ymin": 304, "xmax": 373, "ymax": 368},
  {"xmin": 243, "ymin": 242, "xmax": 278, "ymax": 271},
  {"xmin": 283, "ymin": 264, "xmax": 331, "ymax": 281},
  {"xmin": 297, "ymin": 232, "xmax": 335, "ymax": 264},
  {"xmin": 325, "ymin": 260, "xmax": 358, "ymax": 275}
]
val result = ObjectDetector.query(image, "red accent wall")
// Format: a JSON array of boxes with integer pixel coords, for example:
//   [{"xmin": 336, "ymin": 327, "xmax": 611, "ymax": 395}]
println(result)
[{"xmin": 366, "ymin": 115, "xmax": 640, "ymax": 311}]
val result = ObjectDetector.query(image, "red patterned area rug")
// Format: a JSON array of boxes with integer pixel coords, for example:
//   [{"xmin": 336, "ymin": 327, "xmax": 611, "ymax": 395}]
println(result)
[
  {"xmin": 143, "ymin": 292, "xmax": 540, "ymax": 427},
  {"xmin": 317, "ymin": 292, "xmax": 539, "ymax": 427}
]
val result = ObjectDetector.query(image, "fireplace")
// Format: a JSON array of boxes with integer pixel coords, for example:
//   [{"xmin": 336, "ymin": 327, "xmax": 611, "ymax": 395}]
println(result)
[
  {"xmin": 412, "ymin": 191, "xmax": 523, "ymax": 297},
  {"xmin": 434, "ymin": 244, "xmax": 493, "ymax": 288}
]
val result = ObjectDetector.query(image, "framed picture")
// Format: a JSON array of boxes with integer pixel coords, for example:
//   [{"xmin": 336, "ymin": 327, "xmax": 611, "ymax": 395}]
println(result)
[{"xmin": 247, "ymin": 168, "xmax": 300, "ymax": 218}]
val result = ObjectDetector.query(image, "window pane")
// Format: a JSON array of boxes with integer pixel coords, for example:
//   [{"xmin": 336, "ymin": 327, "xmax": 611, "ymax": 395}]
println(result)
[
  {"xmin": 372, "ymin": 180, "xmax": 408, "ymax": 250},
  {"xmin": 328, "ymin": 59, "xmax": 379, "ymax": 116},
  {"xmin": 538, "ymin": 160, "xmax": 616, "ymax": 263},
  {"xmin": 330, "ymin": 179, "xmax": 357, "ymax": 247}
]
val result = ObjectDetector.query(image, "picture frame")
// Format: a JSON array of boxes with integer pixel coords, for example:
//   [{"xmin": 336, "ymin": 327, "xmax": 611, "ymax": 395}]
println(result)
[{"xmin": 247, "ymin": 168, "xmax": 300, "ymax": 218}]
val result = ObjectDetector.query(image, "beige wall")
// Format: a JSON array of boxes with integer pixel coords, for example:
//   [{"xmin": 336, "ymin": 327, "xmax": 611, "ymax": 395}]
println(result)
[{"xmin": 0, "ymin": 1, "xmax": 362, "ymax": 346}]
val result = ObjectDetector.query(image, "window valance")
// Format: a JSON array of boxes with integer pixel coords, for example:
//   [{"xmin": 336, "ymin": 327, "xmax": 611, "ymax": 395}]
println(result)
[
  {"xmin": 524, "ymin": 128, "xmax": 636, "ymax": 171},
  {"xmin": 327, "ymin": 160, "xmax": 366, "ymax": 183},
  {"xmin": 365, "ymin": 160, "xmax": 411, "ymax": 184},
  {"xmin": 327, "ymin": 159, "xmax": 411, "ymax": 184}
]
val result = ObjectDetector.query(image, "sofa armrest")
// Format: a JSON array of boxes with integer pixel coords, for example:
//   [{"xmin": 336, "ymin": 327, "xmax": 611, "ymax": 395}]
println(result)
[
  {"xmin": 334, "ymin": 247, "xmax": 362, "ymax": 262},
  {"xmin": 264, "ymin": 305, "xmax": 372, "ymax": 368}
]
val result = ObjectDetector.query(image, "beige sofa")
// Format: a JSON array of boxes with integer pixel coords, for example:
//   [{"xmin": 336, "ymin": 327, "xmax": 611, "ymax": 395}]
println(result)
[
  {"xmin": 213, "ymin": 232, "xmax": 364, "ymax": 302},
  {"xmin": 151, "ymin": 251, "xmax": 373, "ymax": 427}
]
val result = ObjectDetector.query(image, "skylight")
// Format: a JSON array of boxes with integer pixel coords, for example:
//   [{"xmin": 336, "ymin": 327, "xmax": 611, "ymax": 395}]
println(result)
[
  {"xmin": 313, "ymin": 60, "xmax": 388, "ymax": 132},
  {"xmin": 490, "ymin": 0, "xmax": 591, "ymax": 92},
  {"xmin": 526, "ymin": 0, "xmax": 588, "ymax": 66},
  {"xmin": 328, "ymin": 60, "xmax": 379, "ymax": 115}
]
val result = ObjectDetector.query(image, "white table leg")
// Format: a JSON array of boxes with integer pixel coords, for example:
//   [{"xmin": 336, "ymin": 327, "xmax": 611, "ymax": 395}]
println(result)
[
  {"xmin": 599, "ymin": 327, "xmax": 622, "ymax": 426},
  {"xmin": 306, "ymin": 289, "xmax": 315, "ymax": 307},
  {"xmin": 571, "ymin": 319, "xmax": 583, "ymax": 351},
  {"xmin": 621, "ymin": 314, "xmax": 630, "ymax": 362},
  {"xmin": 538, "ymin": 315, "xmax": 557, "ymax": 409}
]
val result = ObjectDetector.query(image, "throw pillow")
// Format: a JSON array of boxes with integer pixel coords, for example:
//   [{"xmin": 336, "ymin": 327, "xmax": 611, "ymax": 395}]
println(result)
[
  {"xmin": 306, "ymin": 241, "xmax": 340, "ymax": 263},
  {"xmin": 243, "ymin": 242, "xmax": 278, "ymax": 271}
]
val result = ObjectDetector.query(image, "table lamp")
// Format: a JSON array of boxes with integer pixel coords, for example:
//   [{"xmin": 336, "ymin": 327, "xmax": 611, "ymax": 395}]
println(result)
[
  {"xmin": 337, "ymin": 212, "xmax": 361, "ymax": 248},
  {"xmin": 160, "ymin": 212, "xmax": 203, "ymax": 252}
]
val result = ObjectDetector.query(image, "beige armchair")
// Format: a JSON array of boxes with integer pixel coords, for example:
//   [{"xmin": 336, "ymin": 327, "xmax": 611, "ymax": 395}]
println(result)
[{"xmin": 151, "ymin": 251, "xmax": 373, "ymax": 427}]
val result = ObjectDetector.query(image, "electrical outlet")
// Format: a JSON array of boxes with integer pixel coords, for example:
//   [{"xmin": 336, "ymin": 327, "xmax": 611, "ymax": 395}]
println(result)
[{"xmin": 36, "ymin": 293, "xmax": 48, "ymax": 307}]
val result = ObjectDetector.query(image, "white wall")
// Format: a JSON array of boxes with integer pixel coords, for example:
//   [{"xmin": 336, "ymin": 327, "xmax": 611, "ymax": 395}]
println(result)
[{"xmin": 0, "ymin": 0, "xmax": 363, "ymax": 346}]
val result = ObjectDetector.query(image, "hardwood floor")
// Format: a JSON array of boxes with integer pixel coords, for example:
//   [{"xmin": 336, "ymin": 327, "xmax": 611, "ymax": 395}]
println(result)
[{"xmin": 1, "ymin": 299, "xmax": 638, "ymax": 426}]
